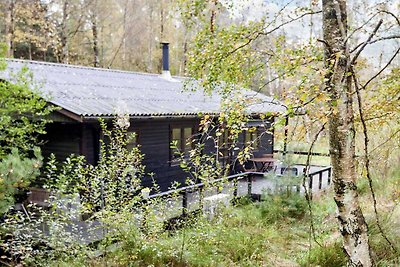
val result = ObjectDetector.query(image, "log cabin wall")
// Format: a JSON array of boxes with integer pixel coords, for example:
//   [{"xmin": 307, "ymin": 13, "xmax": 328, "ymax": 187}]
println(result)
[
  {"xmin": 41, "ymin": 123, "xmax": 81, "ymax": 162},
  {"xmin": 130, "ymin": 117, "xmax": 274, "ymax": 191},
  {"xmin": 130, "ymin": 118, "xmax": 201, "ymax": 191},
  {"xmin": 41, "ymin": 122, "xmax": 99, "ymax": 165},
  {"xmin": 41, "ymin": 117, "xmax": 274, "ymax": 192}
]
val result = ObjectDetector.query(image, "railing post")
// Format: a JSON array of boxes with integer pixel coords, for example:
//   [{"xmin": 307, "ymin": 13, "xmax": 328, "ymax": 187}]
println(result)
[
  {"xmin": 233, "ymin": 177, "xmax": 238, "ymax": 198},
  {"xmin": 308, "ymin": 174, "xmax": 313, "ymax": 199},
  {"xmin": 327, "ymin": 168, "xmax": 332, "ymax": 185},
  {"xmin": 247, "ymin": 174, "xmax": 252, "ymax": 197},
  {"xmin": 182, "ymin": 190, "xmax": 187, "ymax": 216},
  {"xmin": 319, "ymin": 172, "xmax": 323, "ymax": 190}
]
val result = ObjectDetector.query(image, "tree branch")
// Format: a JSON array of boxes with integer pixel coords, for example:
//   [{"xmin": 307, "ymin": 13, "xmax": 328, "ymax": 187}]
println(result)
[
  {"xmin": 379, "ymin": 10, "xmax": 400, "ymax": 26},
  {"xmin": 261, "ymin": 10, "xmax": 322, "ymax": 37},
  {"xmin": 352, "ymin": 73, "xmax": 398, "ymax": 253},
  {"xmin": 350, "ymin": 35, "xmax": 400, "ymax": 53},
  {"xmin": 317, "ymin": 39, "xmax": 333, "ymax": 54},
  {"xmin": 344, "ymin": 12, "xmax": 379, "ymax": 44},
  {"xmin": 350, "ymin": 19, "xmax": 383, "ymax": 65},
  {"xmin": 362, "ymin": 47, "xmax": 400, "ymax": 90},
  {"xmin": 370, "ymin": 128, "xmax": 400, "ymax": 154},
  {"xmin": 303, "ymin": 122, "xmax": 326, "ymax": 248}
]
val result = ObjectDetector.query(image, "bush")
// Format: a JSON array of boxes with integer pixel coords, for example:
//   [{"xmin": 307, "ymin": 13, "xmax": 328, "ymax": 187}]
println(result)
[
  {"xmin": 258, "ymin": 193, "xmax": 308, "ymax": 224},
  {"xmin": 367, "ymin": 210, "xmax": 400, "ymax": 266},
  {"xmin": 0, "ymin": 56, "xmax": 55, "ymax": 159},
  {"xmin": 0, "ymin": 148, "xmax": 42, "ymax": 215},
  {"xmin": 0, "ymin": 115, "xmax": 148, "ymax": 266},
  {"xmin": 300, "ymin": 242, "xmax": 347, "ymax": 267}
]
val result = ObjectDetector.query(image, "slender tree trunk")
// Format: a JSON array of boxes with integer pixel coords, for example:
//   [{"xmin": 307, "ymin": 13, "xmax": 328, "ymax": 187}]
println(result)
[
  {"xmin": 322, "ymin": 0, "xmax": 373, "ymax": 266},
  {"xmin": 159, "ymin": 0, "xmax": 165, "ymax": 72},
  {"xmin": 59, "ymin": 0, "xmax": 69, "ymax": 63},
  {"xmin": 90, "ymin": 0, "xmax": 99, "ymax": 67},
  {"xmin": 182, "ymin": 35, "xmax": 188, "ymax": 75},
  {"xmin": 160, "ymin": 1, "xmax": 164, "ymax": 41},
  {"xmin": 5, "ymin": 0, "xmax": 15, "ymax": 57},
  {"xmin": 148, "ymin": 2, "xmax": 153, "ymax": 72},
  {"xmin": 210, "ymin": 0, "xmax": 218, "ymax": 34},
  {"xmin": 91, "ymin": 12, "xmax": 99, "ymax": 67}
]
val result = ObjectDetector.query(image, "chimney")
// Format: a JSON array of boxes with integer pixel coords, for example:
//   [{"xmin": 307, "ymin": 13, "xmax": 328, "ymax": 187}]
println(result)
[
  {"xmin": 161, "ymin": 42, "xmax": 173, "ymax": 80},
  {"xmin": 162, "ymin": 42, "xmax": 169, "ymax": 72}
]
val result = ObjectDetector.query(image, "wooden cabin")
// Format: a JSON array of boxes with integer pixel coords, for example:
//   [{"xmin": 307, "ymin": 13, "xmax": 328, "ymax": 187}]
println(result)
[{"xmin": 2, "ymin": 57, "xmax": 286, "ymax": 191}]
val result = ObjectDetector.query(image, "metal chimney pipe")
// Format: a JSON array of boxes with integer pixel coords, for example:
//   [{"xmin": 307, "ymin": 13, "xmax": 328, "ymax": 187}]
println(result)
[{"xmin": 161, "ymin": 42, "xmax": 169, "ymax": 72}]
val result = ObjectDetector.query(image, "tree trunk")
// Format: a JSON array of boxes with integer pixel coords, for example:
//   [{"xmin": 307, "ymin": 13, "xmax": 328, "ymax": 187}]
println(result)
[
  {"xmin": 322, "ymin": 0, "xmax": 373, "ymax": 266},
  {"xmin": 90, "ymin": 0, "xmax": 99, "ymax": 67},
  {"xmin": 59, "ymin": 0, "xmax": 69, "ymax": 63},
  {"xmin": 148, "ymin": 2, "xmax": 153, "ymax": 72},
  {"xmin": 5, "ymin": 0, "xmax": 15, "ymax": 57},
  {"xmin": 210, "ymin": 0, "xmax": 218, "ymax": 34}
]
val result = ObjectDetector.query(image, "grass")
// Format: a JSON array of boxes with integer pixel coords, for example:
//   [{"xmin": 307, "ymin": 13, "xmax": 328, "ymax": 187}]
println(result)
[{"xmin": 45, "ymin": 168, "xmax": 400, "ymax": 267}]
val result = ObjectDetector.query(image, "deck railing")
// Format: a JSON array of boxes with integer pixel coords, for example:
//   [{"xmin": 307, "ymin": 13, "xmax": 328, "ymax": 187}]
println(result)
[
  {"xmin": 146, "ymin": 172, "xmax": 254, "ymax": 216},
  {"xmin": 273, "ymin": 149, "xmax": 330, "ymax": 157},
  {"xmin": 143, "ymin": 165, "xmax": 333, "ymax": 220},
  {"xmin": 306, "ymin": 166, "xmax": 332, "ymax": 192}
]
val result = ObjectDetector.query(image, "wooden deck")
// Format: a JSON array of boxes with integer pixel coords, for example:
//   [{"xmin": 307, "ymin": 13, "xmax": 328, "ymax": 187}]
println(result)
[
  {"xmin": 137, "ymin": 164, "xmax": 332, "ymax": 222},
  {"xmin": 25, "ymin": 164, "xmax": 332, "ymax": 245}
]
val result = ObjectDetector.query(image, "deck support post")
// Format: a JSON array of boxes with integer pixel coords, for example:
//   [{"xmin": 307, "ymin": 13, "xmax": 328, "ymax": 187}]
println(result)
[
  {"xmin": 233, "ymin": 178, "xmax": 238, "ymax": 198},
  {"xmin": 182, "ymin": 190, "xmax": 188, "ymax": 216},
  {"xmin": 247, "ymin": 174, "xmax": 252, "ymax": 197},
  {"xmin": 327, "ymin": 168, "xmax": 331, "ymax": 185},
  {"xmin": 319, "ymin": 172, "xmax": 323, "ymax": 189},
  {"xmin": 283, "ymin": 116, "xmax": 289, "ymax": 158}
]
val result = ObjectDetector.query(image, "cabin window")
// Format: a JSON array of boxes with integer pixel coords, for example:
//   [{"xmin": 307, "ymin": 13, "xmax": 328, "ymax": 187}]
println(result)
[
  {"xmin": 244, "ymin": 128, "xmax": 258, "ymax": 149},
  {"xmin": 218, "ymin": 130, "xmax": 230, "ymax": 161},
  {"xmin": 216, "ymin": 129, "xmax": 232, "ymax": 168},
  {"xmin": 170, "ymin": 126, "xmax": 193, "ymax": 164}
]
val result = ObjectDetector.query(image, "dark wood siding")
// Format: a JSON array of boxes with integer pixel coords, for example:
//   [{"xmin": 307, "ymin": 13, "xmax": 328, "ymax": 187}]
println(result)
[
  {"xmin": 41, "ymin": 123, "xmax": 81, "ymax": 161},
  {"xmin": 41, "ymin": 117, "xmax": 275, "ymax": 192},
  {"xmin": 131, "ymin": 118, "xmax": 200, "ymax": 191},
  {"xmin": 81, "ymin": 124, "xmax": 99, "ymax": 165},
  {"xmin": 41, "ymin": 123, "xmax": 98, "ymax": 164}
]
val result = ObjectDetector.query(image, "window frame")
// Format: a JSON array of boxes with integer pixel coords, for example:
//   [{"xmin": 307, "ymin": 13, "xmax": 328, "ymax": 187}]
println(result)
[
  {"xmin": 169, "ymin": 124, "xmax": 196, "ymax": 166},
  {"xmin": 244, "ymin": 127, "xmax": 259, "ymax": 150}
]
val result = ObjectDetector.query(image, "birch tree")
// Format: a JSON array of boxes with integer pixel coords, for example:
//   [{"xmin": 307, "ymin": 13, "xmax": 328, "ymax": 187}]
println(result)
[{"xmin": 322, "ymin": 0, "xmax": 372, "ymax": 265}]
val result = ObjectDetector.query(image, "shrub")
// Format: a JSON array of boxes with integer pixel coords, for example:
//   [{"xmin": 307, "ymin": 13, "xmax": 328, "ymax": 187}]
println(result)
[
  {"xmin": 367, "ymin": 210, "xmax": 400, "ymax": 266},
  {"xmin": 0, "ymin": 53, "xmax": 55, "ymax": 159},
  {"xmin": 300, "ymin": 242, "xmax": 347, "ymax": 267},
  {"xmin": 0, "ymin": 115, "xmax": 148, "ymax": 266},
  {"xmin": 0, "ymin": 148, "xmax": 42, "ymax": 215},
  {"xmin": 258, "ymin": 192, "xmax": 308, "ymax": 224},
  {"xmin": 45, "ymin": 115, "xmax": 145, "ymax": 214},
  {"xmin": 0, "ymin": 203, "xmax": 89, "ymax": 266}
]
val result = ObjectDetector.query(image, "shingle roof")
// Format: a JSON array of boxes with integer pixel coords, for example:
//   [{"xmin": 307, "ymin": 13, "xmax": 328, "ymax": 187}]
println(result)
[{"xmin": 1, "ymin": 59, "xmax": 286, "ymax": 118}]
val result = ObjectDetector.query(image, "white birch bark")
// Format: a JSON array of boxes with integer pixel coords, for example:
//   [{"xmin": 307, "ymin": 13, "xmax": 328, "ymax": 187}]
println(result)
[{"xmin": 322, "ymin": 0, "xmax": 373, "ymax": 266}]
